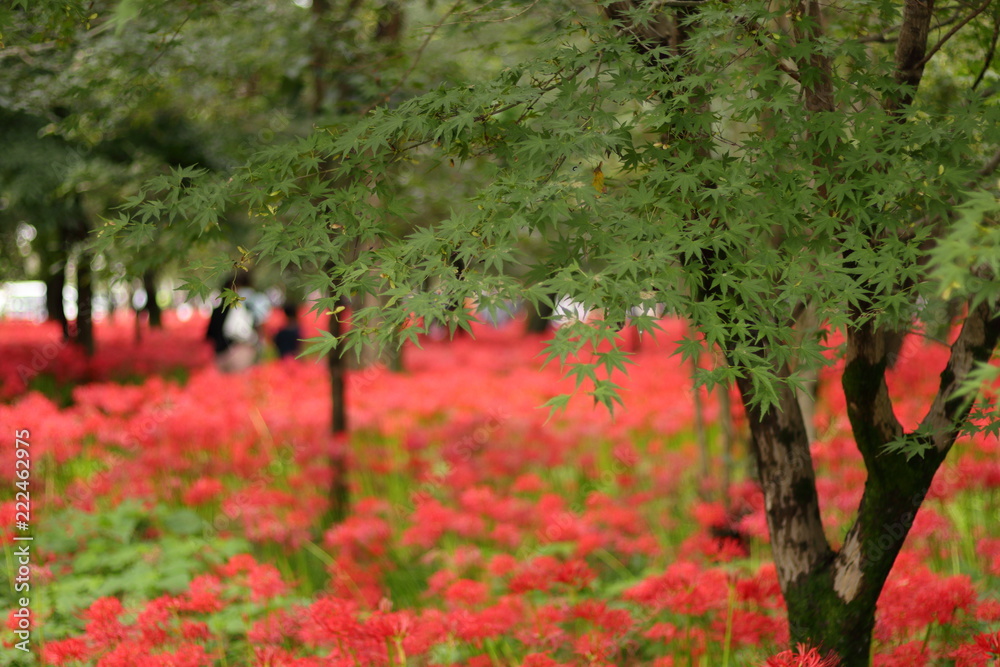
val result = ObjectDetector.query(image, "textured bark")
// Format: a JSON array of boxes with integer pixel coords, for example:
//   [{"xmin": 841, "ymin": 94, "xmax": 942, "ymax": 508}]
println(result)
[
  {"xmin": 729, "ymin": 304, "xmax": 1000, "ymax": 666},
  {"xmin": 891, "ymin": 0, "xmax": 936, "ymax": 109},
  {"xmin": 920, "ymin": 302, "xmax": 1000, "ymax": 452},
  {"xmin": 792, "ymin": 0, "xmax": 835, "ymax": 114},
  {"xmin": 733, "ymin": 371, "xmax": 831, "ymax": 590}
]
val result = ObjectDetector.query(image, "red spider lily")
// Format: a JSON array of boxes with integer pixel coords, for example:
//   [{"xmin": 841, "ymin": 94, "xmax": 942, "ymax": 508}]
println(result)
[
  {"xmin": 41, "ymin": 637, "xmax": 89, "ymax": 665},
  {"xmin": 872, "ymin": 641, "xmax": 929, "ymax": 667},
  {"xmin": 444, "ymin": 578, "xmax": 491, "ymax": 607},
  {"xmin": 950, "ymin": 632, "xmax": 1000, "ymax": 667},
  {"xmin": 764, "ymin": 644, "xmax": 839, "ymax": 667},
  {"xmin": 623, "ymin": 561, "xmax": 729, "ymax": 615},
  {"xmin": 83, "ymin": 596, "xmax": 127, "ymax": 648}
]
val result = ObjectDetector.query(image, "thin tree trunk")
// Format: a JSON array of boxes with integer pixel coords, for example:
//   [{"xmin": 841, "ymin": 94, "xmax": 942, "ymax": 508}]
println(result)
[
  {"xmin": 718, "ymin": 381, "xmax": 734, "ymax": 511},
  {"xmin": 525, "ymin": 297, "xmax": 555, "ymax": 334},
  {"xmin": 388, "ymin": 342, "xmax": 404, "ymax": 373},
  {"xmin": 691, "ymin": 350, "xmax": 710, "ymax": 486},
  {"xmin": 76, "ymin": 247, "xmax": 94, "ymax": 357},
  {"xmin": 45, "ymin": 261, "xmax": 68, "ymax": 339},
  {"xmin": 63, "ymin": 197, "xmax": 94, "ymax": 356},
  {"xmin": 328, "ymin": 301, "xmax": 349, "ymax": 522},
  {"xmin": 143, "ymin": 270, "xmax": 162, "ymax": 328}
]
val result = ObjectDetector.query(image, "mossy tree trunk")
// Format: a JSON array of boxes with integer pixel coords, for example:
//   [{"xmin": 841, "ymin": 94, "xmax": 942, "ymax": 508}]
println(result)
[{"xmin": 731, "ymin": 305, "xmax": 1000, "ymax": 667}]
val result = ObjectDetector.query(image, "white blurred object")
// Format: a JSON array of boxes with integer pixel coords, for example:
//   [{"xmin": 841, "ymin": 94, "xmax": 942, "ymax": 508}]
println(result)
[
  {"xmin": 552, "ymin": 296, "xmax": 590, "ymax": 328},
  {"xmin": 0, "ymin": 281, "xmax": 47, "ymax": 321}
]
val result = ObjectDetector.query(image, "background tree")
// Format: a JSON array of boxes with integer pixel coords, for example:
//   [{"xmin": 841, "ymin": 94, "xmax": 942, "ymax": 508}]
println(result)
[{"xmin": 3, "ymin": 0, "xmax": 557, "ymax": 525}]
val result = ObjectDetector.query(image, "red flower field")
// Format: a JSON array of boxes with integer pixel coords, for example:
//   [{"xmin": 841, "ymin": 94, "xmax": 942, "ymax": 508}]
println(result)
[{"xmin": 1, "ymin": 315, "xmax": 999, "ymax": 666}]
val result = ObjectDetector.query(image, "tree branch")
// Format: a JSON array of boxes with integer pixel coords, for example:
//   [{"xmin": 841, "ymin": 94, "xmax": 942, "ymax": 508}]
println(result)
[
  {"xmin": 690, "ymin": 254, "xmax": 829, "ymax": 593},
  {"xmin": 918, "ymin": 299, "xmax": 1000, "ymax": 452},
  {"xmin": 604, "ymin": 0, "xmax": 674, "ymax": 55},
  {"xmin": 973, "ymin": 12, "xmax": 1000, "ymax": 90},
  {"xmin": 857, "ymin": 31, "xmax": 900, "ymax": 44},
  {"xmin": 915, "ymin": 0, "xmax": 993, "ymax": 68},
  {"xmin": 842, "ymin": 320, "xmax": 905, "ymax": 467},
  {"xmin": 978, "ymin": 146, "xmax": 1000, "ymax": 177},
  {"xmin": 829, "ymin": 298, "xmax": 1000, "ymax": 611}
]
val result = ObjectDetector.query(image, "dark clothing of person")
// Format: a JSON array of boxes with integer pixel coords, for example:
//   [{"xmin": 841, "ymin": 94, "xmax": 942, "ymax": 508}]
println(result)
[
  {"xmin": 206, "ymin": 303, "xmax": 232, "ymax": 353},
  {"xmin": 274, "ymin": 325, "xmax": 301, "ymax": 358}
]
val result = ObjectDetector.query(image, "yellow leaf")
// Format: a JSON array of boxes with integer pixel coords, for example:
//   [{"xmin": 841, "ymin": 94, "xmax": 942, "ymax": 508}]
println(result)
[{"xmin": 592, "ymin": 163, "xmax": 605, "ymax": 193}]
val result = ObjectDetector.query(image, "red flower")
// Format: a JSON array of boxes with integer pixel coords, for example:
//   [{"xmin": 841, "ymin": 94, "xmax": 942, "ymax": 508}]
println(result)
[
  {"xmin": 764, "ymin": 644, "xmax": 839, "ymax": 667},
  {"xmin": 975, "ymin": 630, "xmax": 1000, "ymax": 655},
  {"xmin": 179, "ymin": 575, "xmax": 225, "ymax": 614},
  {"xmin": 41, "ymin": 637, "xmax": 90, "ymax": 665},
  {"xmin": 181, "ymin": 620, "xmax": 211, "ymax": 641},
  {"xmin": 555, "ymin": 559, "xmax": 597, "ymax": 589},
  {"xmin": 873, "ymin": 641, "xmax": 928, "ymax": 667},
  {"xmin": 444, "ymin": 578, "xmax": 490, "ymax": 607},
  {"xmin": 183, "ymin": 477, "xmax": 225, "ymax": 506},
  {"xmin": 83, "ymin": 596, "xmax": 126, "ymax": 648}
]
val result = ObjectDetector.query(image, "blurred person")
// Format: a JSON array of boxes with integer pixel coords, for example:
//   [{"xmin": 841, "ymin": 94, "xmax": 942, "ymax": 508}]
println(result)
[
  {"xmin": 205, "ymin": 272, "xmax": 271, "ymax": 372},
  {"xmin": 273, "ymin": 302, "xmax": 301, "ymax": 359}
]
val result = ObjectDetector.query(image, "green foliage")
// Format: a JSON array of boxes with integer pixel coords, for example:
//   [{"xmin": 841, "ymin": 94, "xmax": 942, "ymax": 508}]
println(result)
[
  {"xmin": 0, "ymin": 501, "xmax": 249, "ymax": 649},
  {"xmin": 106, "ymin": 0, "xmax": 1000, "ymax": 415},
  {"xmin": 9, "ymin": 0, "xmax": 998, "ymax": 420}
]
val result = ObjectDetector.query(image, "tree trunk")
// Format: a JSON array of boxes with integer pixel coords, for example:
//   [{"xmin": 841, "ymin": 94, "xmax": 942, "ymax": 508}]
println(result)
[
  {"xmin": 327, "ymin": 302, "xmax": 349, "ymax": 523},
  {"xmin": 692, "ymin": 350, "xmax": 710, "ymax": 487},
  {"xmin": 60, "ymin": 197, "xmax": 95, "ymax": 356},
  {"xmin": 525, "ymin": 297, "xmax": 554, "ymax": 334},
  {"xmin": 388, "ymin": 343, "xmax": 404, "ymax": 373},
  {"xmin": 718, "ymin": 381, "xmax": 734, "ymax": 511},
  {"xmin": 357, "ymin": 289, "xmax": 404, "ymax": 370},
  {"xmin": 143, "ymin": 270, "xmax": 162, "ymax": 328},
  {"xmin": 45, "ymin": 261, "xmax": 68, "ymax": 339},
  {"xmin": 75, "ymin": 247, "xmax": 95, "ymax": 357},
  {"xmin": 730, "ymin": 303, "xmax": 1000, "ymax": 667}
]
